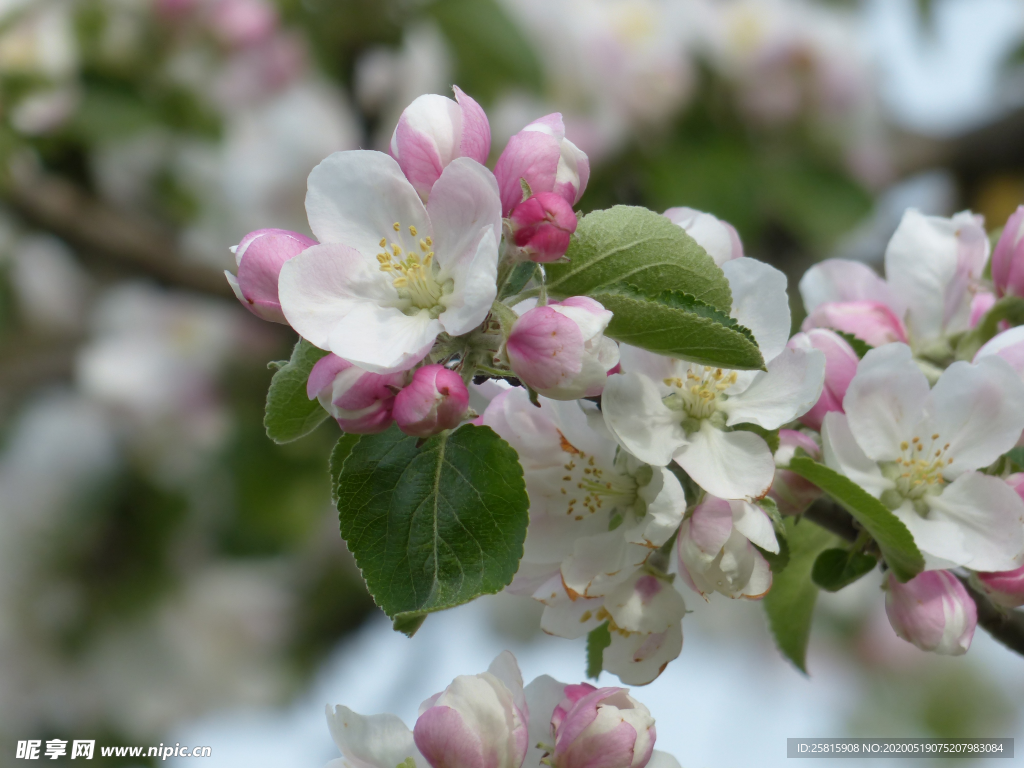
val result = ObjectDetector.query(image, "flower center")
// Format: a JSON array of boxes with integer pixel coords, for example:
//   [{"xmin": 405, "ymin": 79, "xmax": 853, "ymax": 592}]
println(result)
[
  {"xmin": 663, "ymin": 367, "xmax": 738, "ymax": 423},
  {"xmin": 376, "ymin": 222, "xmax": 450, "ymax": 314},
  {"xmin": 880, "ymin": 433, "xmax": 952, "ymax": 511},
  {"xmin": 557, "ymin": 432, "xmax": 638, "ymax": 522}
]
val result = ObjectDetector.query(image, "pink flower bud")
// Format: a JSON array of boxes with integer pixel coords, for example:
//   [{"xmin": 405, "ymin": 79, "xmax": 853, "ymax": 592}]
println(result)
[
  {"xmin": 663, "ymin": 207, "xmax": 743, "ymax": 266},
  {"xmin": 991, "ymin": 206, "xmax": 1024, "ymax": 298},
  {"xmin": 801, "ymin": 300, "xmax": 908, "ymax": 347},
  {"xmin": 969, "ymin": 291, "xmax": 997, "ymax": 329},
  {"xmin": 225, "ymin": 228, "xmax": 315, "ymax": 324},
  {"xmin": 551, "ymin": 686, "xmax": 656, "ymax": 768},
  {"xmin": 885, "ymin": 570, "xmax": 977, "ymax": 656},
  {"xmin": 509, "ymin": 192, "xmax": 578, "ymax": 262},
  {"xmin": 390, "ymin": 86, "xmax": 490, "ymax": 201},
  {"xmin": 974, "ymin": 326, "xmax": 1024, "ymax": 376},
  {"xmin": 976, "ymin": 473, "xmax": 1024, "ymax": 607},
  {"xmin": 307, "ymin": 353, "xmax": 406, "ymax": 434},
  {"xmin": 768, "ymin": 430, "xmax": 823, "ymax": 516},
  {"xmin": 494, "ymin": 113, "xmax": 589, "ymax": 217},
  {"xmin": 210, "ymin": 0, "xmax": 278, "ymax": 48},
  {"xmin": 393, "ymin": 364, "xmax": 469, "ymax": 438},
  {"xmin": 414, "ymin": 651, "xmax": 528, "ymax": 768},
  {"xmin": 506, "ymin": 298, "xmax": 619, "ymax": 401},
  {"xmin": 787, "ymin": 329, "xmax": 858, "ymax": 431}
]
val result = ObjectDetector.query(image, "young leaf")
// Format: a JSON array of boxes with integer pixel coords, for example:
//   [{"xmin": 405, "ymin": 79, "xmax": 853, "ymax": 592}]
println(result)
[
  {"xmin": 265, "ymin": 338, "xmax": 330, "ymax": 444},
  {"xmin": 333, "ymin": 425, "xmax": 529, "ymax": 633},
  {"xmin": 587, "ymin": 285, "xmax": 765, "ymax": 370},
  {"xmin": 499, "ymin": 261, "xmax": 537, "ymax": 300},
  {"xmin": 786, "ymin": 457, "xmax": 924, "ymax": 582},
  {"xmin": 834, "ymin": 330, "xmax": 873, "ymax": 359},
  {"xmin": 763, "ymin": 517, "xmax": 835, "ymax": 673},
  {"xmin": 586, "ymin": 621, "xmax": 612, "ymax": 680},
  {"xmin": 545, "ymin": 206, "xmax": 733, "ymax": 312},
  {"xmin": 811, "ymin": 548, "xmax": 878, "ymax": 592}
]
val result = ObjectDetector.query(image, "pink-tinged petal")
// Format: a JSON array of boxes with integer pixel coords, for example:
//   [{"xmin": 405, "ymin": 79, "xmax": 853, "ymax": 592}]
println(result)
[
  {"xmin": 602, "ymin": 623, "xmax": 682, "ymax": 686},
  {"xmin": 486, "ymin": 651, "xmax": 528, "ymax": 730},
  {"xmin": 493, "ymin": 130, "xmax": 561, "ymax": 217},
  {"xmin": 560, "ymin": 137, "xmax": 590, "ymax": 205},
  {"xmin": 770, "ymin": 430, "xmax": 824, "ymax": 515},
  {"xmin": 675, "ymin": 422, "xmax": 775, "ymax": 501},
  {"xmin": 992, "ymin": 205, "xmax": 1024, "ymax": 298},
  {"xmin": 393, "ymin": 364, "xmax": 469, "ymax": 437},
  {"xmin": 510, "ymin": 192, "xmax": 578, "ymax": 262},
  {"xmin": 788, "ymin": 329, "xmax": 859, "ymax": 431},
  {"xmin": 550, "ymin": 684, "xmax": 597, "ymax": 732},
  {"xmin": 305, "ymin": 150, "xmax": 431, "ymax": 258},
  {"xmin": 842, "ymin": 343, "xmax": 927, "ymax": 462},
  {"xmin": 681, "ymin": 496, "xmax": 734, "ymax": 564},
  {"xmin": 802, "ymin": 300, "xmax": 908, "ymax": 347},
  {"xmin": 427, "ymin": 157, "xmax": 502, "ymax": 270},
  {"xmin": 885, "ymin": 570, "xmax": 976, "ymax": 656},
  {"xmin": 507, "ymin": 306, "xmax": 585, "ymax": 391},
  {"xmin": 976, "ymin": 563, "xmax": 1024, "ymax": 608},
  {"xmin": 975, "ymin": 326, "xmax": 1024, "ymax": 376},
  {"xmin": 454, "ymin": 86, "xmax": 491, "ymax": 164},
  {"xmin": 393, "ymin": 117, "xmax": 445, "ymax": 200},
  {"xmin": 799, "ymin": 259, "xmax": 897, "ymax": 314},
  {"xmin": 969, "ymin": 291, "xmax": 997, "ymax": 329},
  {"xmin": 413, "ymin": 706, "xmax": 486, "ymax": 768},
  {"xmin": 307, "ymin": 353, "xmax": 349, "ymax": 400},
  {"xmin": 231, "ymin": 228, "xmax": 315, "ymax": 323},
  {"xmin": 558, "ymin": 720, "xmax": 638, "ymax": 768}
]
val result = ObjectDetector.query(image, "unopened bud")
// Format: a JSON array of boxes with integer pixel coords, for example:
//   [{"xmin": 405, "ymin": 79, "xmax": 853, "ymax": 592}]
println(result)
[
  {"xmin": 885, "ymin": 570, "xmax": 977, "ymax": 656},
  {"xmin": 551, "ymin": 685, "xmax": 656, "ymax": 768},
  {"xmin": 226, "ymin": 228, "xmax": 315, "ymax": 324},
  {"xmin": 307, "ymin": 353, "xmax": 405, "ymax": 434},
  {"xmin": 787, "ymin": 329, "xmax": 858, "ymax": 431},
  {"xmin": 509, "ymin": 192, "xmax": 578, "ymax": 262},
  {"xmin": 393, "ymin": 364, "xmax": 469, "ymax": 437},
  {"xmin": 801, "ymin": 300, "xmax": 907, "ymax": 347},
  {"xmin": 991, "ymin": 205, "xmax": 1024, "ymax": 298}
]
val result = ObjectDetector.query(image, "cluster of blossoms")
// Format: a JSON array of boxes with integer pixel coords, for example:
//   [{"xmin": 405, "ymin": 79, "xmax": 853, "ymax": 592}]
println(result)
[
  {"xmin": 325, "ymin": 651, "xmax": 678, "ymax": 768},
  {"xmin": 231, "ymin": 83, "xmax": 1024, "ymax": 697}
]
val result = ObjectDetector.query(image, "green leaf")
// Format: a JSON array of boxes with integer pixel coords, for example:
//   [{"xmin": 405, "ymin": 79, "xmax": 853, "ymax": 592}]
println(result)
[
  {"xmin": 787, "ymin": 458, "xmax": 924, "ymax": 582},
  {"xmin": 333, "ymin": 425, "xmax": 529, "ymax": 631},
  {"xmin": 586, "ymin": 621, "xmax": 612, "ymax": 679},
  {"xmin": 811, "ymin": 548, "xmax": 878, "ymax": 592},
  {"xmin": 587, "ymin": 284, "xmax": 765, "ymax": 370},
  {"xmin": 499, "ymin": 261, "xmax": 537, "ymax": 301},
  {"xmin": 546, "ymin": 206, "xmax": 733, "ymax": 312},
  {"xmin": 835, "ymin": 330, "xmax": 873, "ymax": 359},
  {"xmin": 264, "ymin": 339, "xmax": 331, "ymax": 444},
  {"xmin": 328, "ymin": 433, "xmax": 361, "ymax": 504},
  {"xmin": 763, "ymin": 517, "xmax": 836, "ymax": 673}
]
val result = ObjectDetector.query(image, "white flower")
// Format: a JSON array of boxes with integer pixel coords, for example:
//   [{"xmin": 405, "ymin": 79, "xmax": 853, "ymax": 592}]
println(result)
[
  {"xmin": 481, "ymin": 387, "xmax": 685, "ymax": 600},
  {"xmin": 278, "ymin": 150, "xmax": 502, "ymax": 373},
  {"xmin": 676, "ymin": 495, "xmax": 778, "ymax": 600},
  {"xmin": 602, "ymin": 257, "xmax": 825, "ymax": 500},
  {"xmin": 822, "ymin": 343, "xmax": 1024, "ymax": 572}
]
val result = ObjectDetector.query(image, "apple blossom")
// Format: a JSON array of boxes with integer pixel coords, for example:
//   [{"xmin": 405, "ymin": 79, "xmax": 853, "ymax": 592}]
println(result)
[
  {"xmin": 991, "ymin": 205, "xmax": 1024, "ymax": 298},
  {"xmin": 307, "ymin": 354, "xmax": 407, "ymax": 434},
  {"xmin": 676, "ymin": 495, "xmax": 778, "ymax": 599},
  {"xmin": 508, "ymin": 192, "xmax": 578, "ymax": 262},
  {"xmin": 325, "ymin": 705, "xmax": 426, "ymax": 768},
  {"xmin": 393, "ymin": 364, "xmax": 469, "ymax": 437},
  {"xmin": 787, "ymin": 328, "xmax": 858, "ymax": 431},
  {"xmin": 768, "ymin": 430, "xmax": 823, "ymax": 516},
  {"xmin": 494, "ymin": 113, "xmax": 590, "ymax": 217},
  {"xmin": 799, "ymin": 210, "xmax": 989, "ymax": 351},
  {"xmin": 550, "ymin": 685, "xmax": 656, "ymax": 768},
  {"xmin": 603, "ymin": 257, "xmax": 825, "ymax": 500},
  {"xmin": 663, "ymin": 207, "xmax": 743, "ymax": 266},
  {"xmin": 506, "ymin": 297, "xmax": 620, "ymax": 400},
  {"xmin": 224, "ymin": 228, "xmax": 315, "ymax": 323},
  {"xmin": 822, "ymin": 343, "xmax": 1024, "ymax": 571},
  {"xmin": 481, "ymin": 387, "xmax": 684, "ymax": 601},
  {"xmin": 278, "ymin": 151, "xmax": 502, "ymax": 373},
  {"xmin": 390, "ymin": 86, "xmax": 491, "ymax": 201},
  {"xmin": 884, "ymin": 570, "xmax": 977, "ymax": 656},
  {"xmin": 975, "ymin": 474, "xmax": 1024, "ymax": 608},
  {"xmin": 413, "ymin": 651, "xmax": 528, "ymax": 768}
]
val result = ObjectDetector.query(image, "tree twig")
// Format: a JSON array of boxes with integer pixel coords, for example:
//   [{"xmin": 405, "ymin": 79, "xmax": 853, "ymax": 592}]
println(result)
[{"xmin": 4, "ymin": 168, "xmax": 233, "ymax": 298}]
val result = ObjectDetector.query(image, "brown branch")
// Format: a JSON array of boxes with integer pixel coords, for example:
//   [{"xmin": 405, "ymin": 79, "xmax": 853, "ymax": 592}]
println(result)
[
  {"xmin": 4, "ymin": 168, "xmax": 233, "ymax": 299},
  {"xmin": 801, "ymin": 502, "xmax": 1024, "ymax": 658}
]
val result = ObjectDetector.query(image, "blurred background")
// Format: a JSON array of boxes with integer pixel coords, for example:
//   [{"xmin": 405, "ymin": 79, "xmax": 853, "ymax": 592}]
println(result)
[{"xmin": 1, "ymin": 0, "xmax": 1023, "ymax": 765}]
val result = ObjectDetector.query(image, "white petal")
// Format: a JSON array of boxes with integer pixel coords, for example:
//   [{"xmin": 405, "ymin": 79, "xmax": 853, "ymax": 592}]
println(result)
[
  {"xmin": 799, "ymin": 258, "xmax": 897, "ymax": 313},
  {"xmin": 721, "ymin": 347, "xmax": 825, "ymax": 429},
  {"xmin": 884, "ymin": 209, "xmax": 959, "ymax": 343},
  {"xmin": 732, "ymin": 501, "xmax": 779, "ymax": 553},
  {"xmin": 427, "ymin": 157, "xmax": 502, "ymax": 268},
  {"xmin": 843, "ymin": 343, "xmax": 928, "ymax": 462},
  {"xmin": 741, "ymin": 546, "xmax": 773, "ymax": 599},
  {"xmin": 278, "ymin": 242, "xmax": 396, "ymax": 351},
  {"xmin": 325, "ymin": 705, "xmax": 424, "ymax": 768},
  {"xmin": 626, "ymin": 466, "xmax": 686, "ymax": 548},
  {"xmin": 605, "ymin": 571, "xmax": 686, "ymax": 634},
  {"xmin": 821, "ymin": 412, "xmax": 893, "ymax": 498},
  {"xmin": 437, "ymin": 225, "xmax": 498, "ymax": 336},
  {"xmin": 975, "ymin": 326, "xmax": 1024, "ymax": 375},
  {"xmin": 327, "ymin": 303, "xmax": 439, "ymax": 373},
  {"xmin": 539, "ymin": 590, "xmax": 602, "ymax": 639},
  {"xmin": 617, "ymin": 344, "xmax": 687, "ymax": 387},
  {"xmin": 306, "ymin": 150, "xmax": 431, "ymax": 257},
  {"xmin": 562, "ymin": 531, "xmax": 649, "ymax": 597},
  {"xmin": 675, "ymin": 422, "xmax": 775, "ymax": 500},
  {"xmin": 722, "ymin": 257, "xmax": 791, "ymax": 362},
  {"xmin": 602, "ymin": 373, "xmax": 686, "ymax": 467},
  {"xmin": 925, "ymin": 356, "xmax": 1024, "ymax": 475},
  {"xmin": 524, "ymin": 676, "xmax": 567, "ymax": 768},
  {"xmin": 602, "ymin": 622, "xmax": 682, "ymax": 685},
  {"xmin": 914, "ymin": 473, "xmax": 1024, "ymax": 571},
  {"xmin": 487, "ymin": 650, "xmax": 527, "ymax": 723}
]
